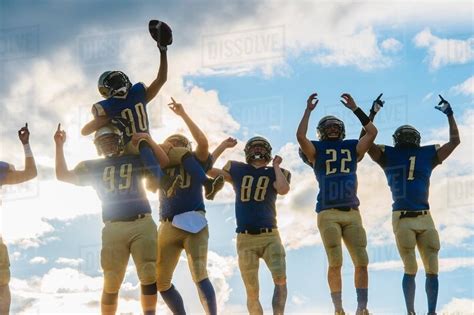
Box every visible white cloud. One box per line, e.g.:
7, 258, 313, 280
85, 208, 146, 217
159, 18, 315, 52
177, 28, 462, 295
313, 27, 392, 71
381, 38, 403, 53
422, 92, 434, 103
413, 28, 474, 70
451, 76, 474, 96
55, 257, 85, 267
29, 256, 48, 265
440, 298, 474, 314
370, 257, 474, 273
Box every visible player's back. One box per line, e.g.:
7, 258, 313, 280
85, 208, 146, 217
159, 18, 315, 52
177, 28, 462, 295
312, 139, 360, 212
381, 144, 439, 211
93, 83, 150, 143
74, 154, 151, 222
225, 161, 290, 232
159, 153, 213, 219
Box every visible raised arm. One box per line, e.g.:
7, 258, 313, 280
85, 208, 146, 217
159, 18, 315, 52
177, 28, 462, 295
211, 137, 237, 163
272, 155, 290, 195
359, 93, 384, 163
146, 20, 172, 103
296, 93, 318, 165
168, 98, 209, 161
341, 93, 378, 161
81, 115, 109, 136
131, 133, 170, 167
2, 124, 37, 185
145, 50, 168, 104
207, 167, 232, 183
434, 95, 460, 162
54, 124, 79, 184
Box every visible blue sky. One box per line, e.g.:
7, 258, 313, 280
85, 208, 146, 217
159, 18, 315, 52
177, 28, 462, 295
0, 0, 473, 314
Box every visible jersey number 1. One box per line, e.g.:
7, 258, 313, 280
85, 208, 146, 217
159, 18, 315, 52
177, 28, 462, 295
407, 156, 416, 180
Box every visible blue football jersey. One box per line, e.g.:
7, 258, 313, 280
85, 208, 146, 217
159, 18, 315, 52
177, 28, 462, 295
0, 161, 10, 184
379, 144, 440, 211
92, 83, 150, 144
159, 153, 213, 220
224, 161, 291, 232
311, 139, 360, 212
73, 154, 152, 222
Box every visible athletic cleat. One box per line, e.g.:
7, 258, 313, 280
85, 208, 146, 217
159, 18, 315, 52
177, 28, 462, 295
160, 174, 183, 198
355, 309, 370, 315
204, 175, 224, 200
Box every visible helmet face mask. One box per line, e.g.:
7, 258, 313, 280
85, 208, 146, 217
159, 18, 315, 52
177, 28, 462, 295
98, 71, 132, 99
94, 126, 124, 157
244, 137, 272, 164
165, 134, 192, 151
317, 116, 345, 141
393, 125, 421, 147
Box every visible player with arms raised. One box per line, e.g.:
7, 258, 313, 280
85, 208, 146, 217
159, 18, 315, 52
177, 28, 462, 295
55, 123, 167, 315
209, 136, 291, 315
296, 92, 377, 315
364, 94, 460, 315
133, 99, 224, 315
0, 124, 37, 315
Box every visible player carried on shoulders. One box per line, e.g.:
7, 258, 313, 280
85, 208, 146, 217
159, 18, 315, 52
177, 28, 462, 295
80, 20, 183, 198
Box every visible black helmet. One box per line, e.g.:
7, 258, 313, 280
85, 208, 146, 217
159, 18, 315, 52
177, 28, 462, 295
244, 136, 272, 163
98, 71, 132, 98
317, 115, 345, 140
393, 125, 421, 147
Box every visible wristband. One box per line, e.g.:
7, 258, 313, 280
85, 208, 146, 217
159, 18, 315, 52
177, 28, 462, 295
23, 143, 33, 158
353, 107, 371, 126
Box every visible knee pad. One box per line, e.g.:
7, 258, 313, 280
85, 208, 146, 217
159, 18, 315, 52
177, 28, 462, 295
157, 276, 173, 292
102, 292, 118, 305
325, 245, 343, 267
353, 248, 369, 267
423, 230, 440, 274
141, 283, 157, 295
138, 261, 157, 285
103, 271, 122, 294
272, 275, 287, 285
321, 226, 343, 267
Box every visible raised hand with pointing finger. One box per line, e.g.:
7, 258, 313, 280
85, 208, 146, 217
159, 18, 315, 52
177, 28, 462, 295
54, 123, 67, 146
435, 94, 453, 116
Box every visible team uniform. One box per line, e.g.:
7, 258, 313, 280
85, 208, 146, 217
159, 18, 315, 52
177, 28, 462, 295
0, 161, 12, 286
376, 144, 441, 275
156, 153, 213, 292
223, 160, 291, 308
92, 82, 192, 168
72, 155, 157, 294
308, 139, 368, 268
92, 82, 151, 154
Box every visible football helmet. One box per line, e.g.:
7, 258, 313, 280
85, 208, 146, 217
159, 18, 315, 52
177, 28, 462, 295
94, 125, 124, 157
244, 136, 272, 163
98, 71, 132, 99
317, 115, 345, 140
165, 134, 192, 151
393, 125, 421, 147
